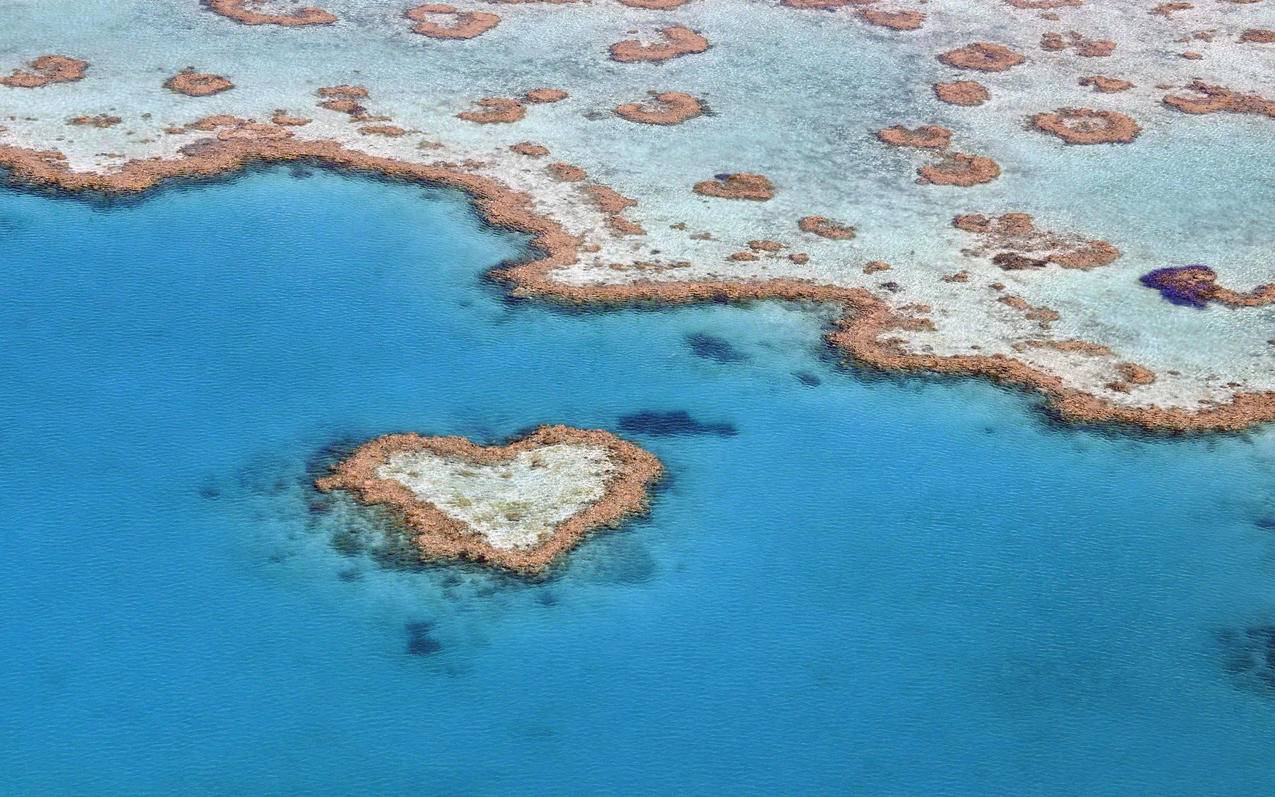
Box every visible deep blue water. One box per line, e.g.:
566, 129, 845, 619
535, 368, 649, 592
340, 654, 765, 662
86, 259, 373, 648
2, 167, 1274, 795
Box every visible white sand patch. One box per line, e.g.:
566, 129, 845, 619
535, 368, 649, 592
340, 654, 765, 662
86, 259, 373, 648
375, 443, 616, 550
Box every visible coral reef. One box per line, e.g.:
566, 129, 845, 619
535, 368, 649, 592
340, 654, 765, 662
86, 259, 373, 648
937, 42, 1026, 72
164, 69, 234, 97
609, 26, 709, 63
917, 153, 1001, 186
1140, 266, 1275, 308
954, 213, 1120, 269
0, 55, 87, 88
933, 81, 989, 106
1031, 108, 1141, 144
67, 115, 122, 128
405, 4, 501, 39
798, 216, 856, 240
615, 92, 704, 125
1080, 75, 1133, 93
204, 0, 337, 26
693, 173, 775, 200
315, 425, 663, 574
1040, 31, 1116, 57
859, 9, 925, 30
457, 97, 526, 123
876, 124, 952, 148
1162, 81, 1275, 117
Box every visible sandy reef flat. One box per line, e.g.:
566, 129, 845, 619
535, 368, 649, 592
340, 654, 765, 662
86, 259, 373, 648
316, 426, 663, 573
2, 0, 1275, 429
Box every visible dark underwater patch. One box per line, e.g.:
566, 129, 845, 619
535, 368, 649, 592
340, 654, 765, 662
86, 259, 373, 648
536, 590, 559, 607
793, 370, 821, 386
1216, 626, 1275, 694
405, 621, 443, 656
1253, 517, 1275, 531
577, 534, 659, 586
617, 410, 737, 437
686, 332, 748, 363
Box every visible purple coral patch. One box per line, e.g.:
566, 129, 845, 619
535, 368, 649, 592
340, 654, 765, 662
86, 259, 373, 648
1140, 265, 1217, 308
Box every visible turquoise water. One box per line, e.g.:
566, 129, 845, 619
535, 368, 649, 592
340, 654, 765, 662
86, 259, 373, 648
2, 167, 1275, 795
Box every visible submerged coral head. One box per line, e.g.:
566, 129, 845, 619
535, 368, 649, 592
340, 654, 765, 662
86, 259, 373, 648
1140, 265, 1218, 308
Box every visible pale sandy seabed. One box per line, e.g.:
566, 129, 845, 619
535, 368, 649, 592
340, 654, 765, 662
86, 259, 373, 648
3, 0, 1275, 425
376, 442, 614, 551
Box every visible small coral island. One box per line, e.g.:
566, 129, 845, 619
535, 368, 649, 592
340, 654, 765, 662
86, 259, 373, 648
316, 425, 663, 573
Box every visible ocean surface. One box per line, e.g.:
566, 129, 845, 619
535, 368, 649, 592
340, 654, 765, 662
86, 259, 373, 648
2, 167, 1274, 795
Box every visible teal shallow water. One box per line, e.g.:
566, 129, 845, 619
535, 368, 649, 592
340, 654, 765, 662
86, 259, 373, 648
1, 168, 1274, 795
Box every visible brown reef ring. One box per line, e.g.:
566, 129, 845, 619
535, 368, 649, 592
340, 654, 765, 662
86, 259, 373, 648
616, 92, 704, 125
0, 137, 1272, 433
315, 426, 663, 574
204, 0, 337, 26
609, 26, 709, 63
1031, 108, 1141, 144
164, 69, 235, 97
405, 4, 500, 39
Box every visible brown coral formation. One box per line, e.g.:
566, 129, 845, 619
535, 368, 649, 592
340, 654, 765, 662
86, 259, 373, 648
933, 81, 989, 106
405, 4, 501, 39
937, 42, 1026, 72
585, 184, 645, 235
314, 85, 372, 118
781, 0, 875, 7
1116, 362, 1157, 385
1142, 265, 1275, 308
547, 162, 587, 182
181, 116, 295, 142
798, 216, 856, 240
359, 124, 407, 136
917, 153, 1000, 186
1080, 75, 1133, 93
204, 0, 337, 26
1239, 29, 1275, 43
68, 115, 122, 128
1006, 0, 1082, 7
1040, 31, 1116, 57
615, 92, 704, 125
1031, 108, 1141, 144
164, 69, 234, 97
317, 84, 368, 99
457, 97, 526, 123
524, 88, 568, 104
271, 110, 311, 126
1, 55, 88, 88
1151, 2, 1193, 16
609, 26, 709, 63
1, 138, 1273, 433
954, 212, 1120, 270
510, 141, 549, 157
619, 0, 691, 7
693, 173, 775, 200
876, 124, 952, 149
1162, 81, 1275, 117
859, 9, 925, 30
999, 295, 1060, 328
316, 426, 663, 574
1013, 339, 1114, 356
